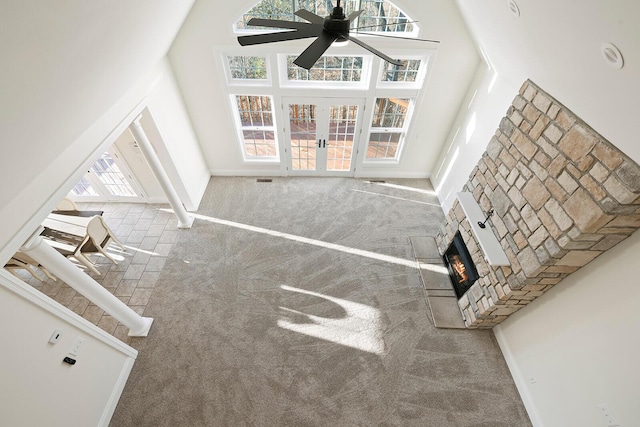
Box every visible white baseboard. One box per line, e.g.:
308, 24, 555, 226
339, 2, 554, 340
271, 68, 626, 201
210, 170, 431, 179
210, 169, 283, 177
493, 325, 543, 427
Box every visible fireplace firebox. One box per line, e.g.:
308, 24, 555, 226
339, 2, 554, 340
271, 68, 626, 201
443, 232, 479, 299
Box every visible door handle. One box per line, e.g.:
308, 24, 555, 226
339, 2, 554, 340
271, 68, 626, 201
323, 139, 326, 148
317, 139, 322, 148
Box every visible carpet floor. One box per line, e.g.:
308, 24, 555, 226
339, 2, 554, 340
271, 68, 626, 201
110, 177, 531, 427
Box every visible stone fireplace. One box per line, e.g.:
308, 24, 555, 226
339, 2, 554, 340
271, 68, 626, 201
435, 80, 640, 329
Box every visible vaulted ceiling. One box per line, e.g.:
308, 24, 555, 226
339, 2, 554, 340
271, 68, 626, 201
1, 0, 638, 202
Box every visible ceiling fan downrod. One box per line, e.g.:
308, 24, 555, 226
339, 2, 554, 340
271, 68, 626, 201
326, 0, 350, 41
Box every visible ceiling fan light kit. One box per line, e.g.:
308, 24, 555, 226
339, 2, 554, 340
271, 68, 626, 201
237, 0, 437, 70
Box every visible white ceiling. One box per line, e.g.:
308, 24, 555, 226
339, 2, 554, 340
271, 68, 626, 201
455, 0, 640, 164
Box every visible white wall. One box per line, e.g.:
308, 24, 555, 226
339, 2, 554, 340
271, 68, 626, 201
430, 62, 522, 212
0, 271, 136, 426
113, 129, 168, 203
168, 0, 480, 177
495, 230, 640, 427
144, 58, 210, 210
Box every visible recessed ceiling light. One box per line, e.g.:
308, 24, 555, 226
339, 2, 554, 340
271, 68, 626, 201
601, 42, 624, 69
508, 0, 520, 17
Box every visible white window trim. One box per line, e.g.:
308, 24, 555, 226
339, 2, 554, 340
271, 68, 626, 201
230, 94, 281, 163
376, 54, 430, 90
222, 53, 273, 87
362, 97, 415, 164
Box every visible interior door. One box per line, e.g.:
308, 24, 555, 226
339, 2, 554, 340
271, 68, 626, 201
284, 97, 364, 176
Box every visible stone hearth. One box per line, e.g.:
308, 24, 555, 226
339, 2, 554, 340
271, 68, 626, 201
436, 80, 640, 329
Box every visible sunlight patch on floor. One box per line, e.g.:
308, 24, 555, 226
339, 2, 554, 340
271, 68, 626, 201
277, 285, 385, 355
351, 188, 440, 207
188, 212, 421, 269
418, 262, 448, 275
364, 181, 437, 196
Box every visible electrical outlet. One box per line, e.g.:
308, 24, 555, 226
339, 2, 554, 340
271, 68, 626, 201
69, 337, 85, 357
597, 403, 619, 426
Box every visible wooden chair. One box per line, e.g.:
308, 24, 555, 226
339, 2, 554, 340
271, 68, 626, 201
55, 197, 78, 211
79, 215, 126, 264
46, 215, 125, 276
4, 252, 57, 282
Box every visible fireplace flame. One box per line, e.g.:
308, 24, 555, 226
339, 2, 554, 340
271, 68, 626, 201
451, 255, 468, 283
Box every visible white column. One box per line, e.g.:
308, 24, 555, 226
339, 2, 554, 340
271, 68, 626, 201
21, 228, 154, 337
129, 115, 194, 229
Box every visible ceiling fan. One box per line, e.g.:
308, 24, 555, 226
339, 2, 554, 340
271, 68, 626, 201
237, 0, 437, 70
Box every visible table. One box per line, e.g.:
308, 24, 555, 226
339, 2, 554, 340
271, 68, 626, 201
51, 210, 104, 217
42, 213, 92, 240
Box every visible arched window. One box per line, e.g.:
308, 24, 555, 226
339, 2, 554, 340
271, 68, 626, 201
236, 0, 417, 35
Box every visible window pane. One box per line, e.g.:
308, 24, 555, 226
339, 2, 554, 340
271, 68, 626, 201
235, 95, 277, 158
90, 152, 137, 197
366, 132, 401, 159
70, 176, 98, 197
227, 56, 268, 80
287, 56, 363, 82
371, 98, 409, 128
355, 0, 414, 32
380, 59, 421, 82
236, 95, 273, 127
243, 130, 277, 157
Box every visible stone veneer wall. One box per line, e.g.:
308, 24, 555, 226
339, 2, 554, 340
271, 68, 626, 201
436, 80, 640, 329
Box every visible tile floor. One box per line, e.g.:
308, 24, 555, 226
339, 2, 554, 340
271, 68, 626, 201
13, 202, 177, 346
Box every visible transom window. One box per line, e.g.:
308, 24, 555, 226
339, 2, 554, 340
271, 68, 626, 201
227, 56, 268, 80
236, 0, 417, 35
380, 59, 421, 83
286, 56, 363, 82
233, 95, 278, 159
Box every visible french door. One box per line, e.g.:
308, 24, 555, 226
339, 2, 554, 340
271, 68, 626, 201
68, 147, 147, 203
284, 97, 365, 176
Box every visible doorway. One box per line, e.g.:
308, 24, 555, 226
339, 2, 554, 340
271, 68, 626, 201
284, 98, 365, 176
68, 146, 147, 203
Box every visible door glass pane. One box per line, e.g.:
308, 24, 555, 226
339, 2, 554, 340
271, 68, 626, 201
327, 105, 358, 171
70, 175, 98, 197
91, 152, 137, 197
289, 104, 317, 170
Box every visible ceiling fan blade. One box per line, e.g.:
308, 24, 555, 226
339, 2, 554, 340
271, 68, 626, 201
247, 17, 315, 31
347, 10, 363, 21
344, 34, 403, 66
238, 28, 321, 46
293, 31, 340, 70
294, 9, 324, 24
353, 31, 440, 43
